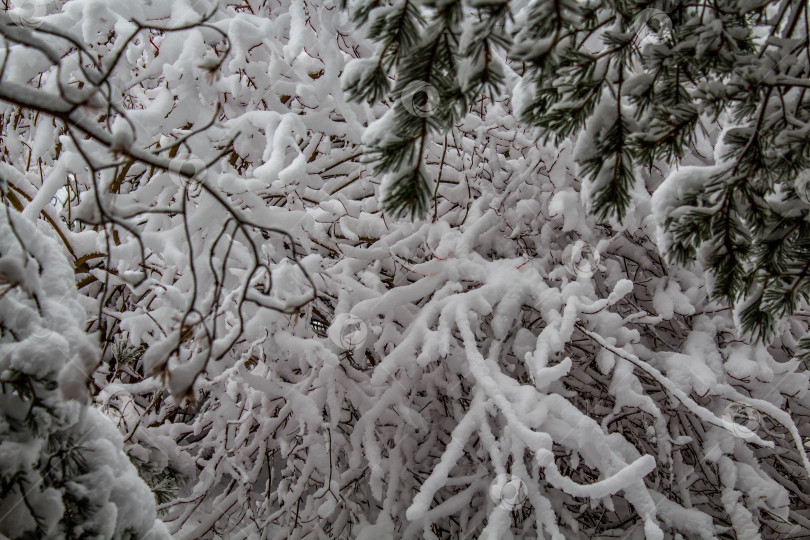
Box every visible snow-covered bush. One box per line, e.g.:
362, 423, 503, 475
140, 113, 810, 538
2, 0, 810, 538
0, 208, 168, 539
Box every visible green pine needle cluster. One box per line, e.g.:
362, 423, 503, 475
347, 0, 810, 351
345, 0, 510, 220
129, 452, 186, 507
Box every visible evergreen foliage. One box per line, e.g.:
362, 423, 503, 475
347, 0, 810, 344
0, 209, 168, 539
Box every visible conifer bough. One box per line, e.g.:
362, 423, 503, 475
345, 0, 810, 345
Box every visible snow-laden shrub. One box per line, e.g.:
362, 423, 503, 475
131, 119, 810, 538
0, 208, 169, 539
1, 0, 810, 537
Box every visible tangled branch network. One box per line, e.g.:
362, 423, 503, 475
0, 0, 809, 539
0, 2, 317, 399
